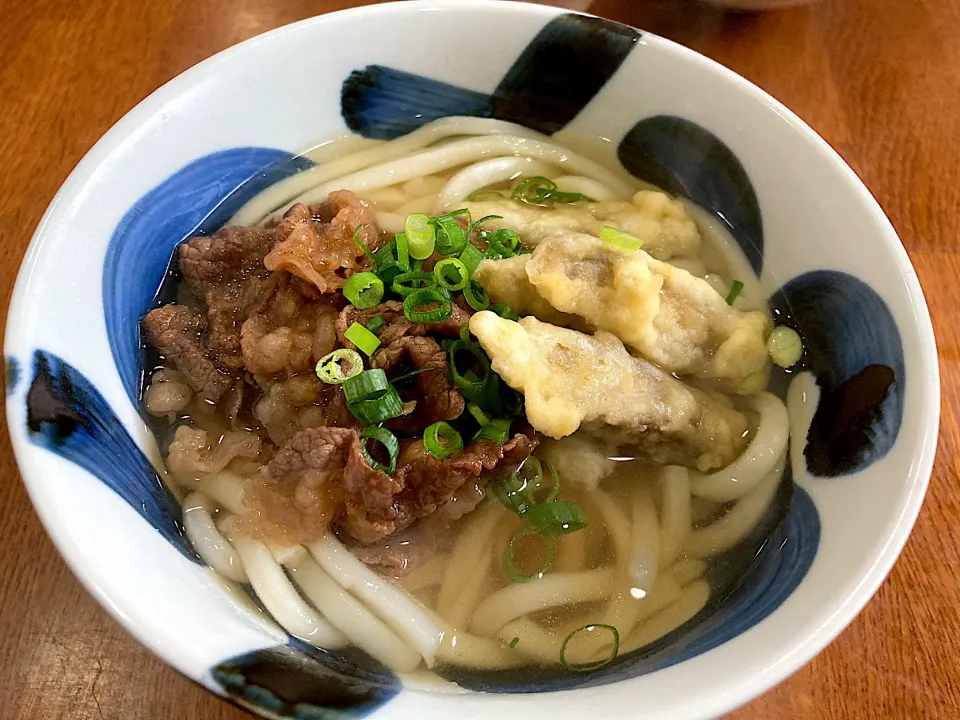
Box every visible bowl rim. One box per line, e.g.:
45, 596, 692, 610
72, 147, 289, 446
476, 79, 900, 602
4, 1, 940, 718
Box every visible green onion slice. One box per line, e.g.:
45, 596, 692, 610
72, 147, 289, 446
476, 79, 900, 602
434, 257, 469, 291
405, 214, 436, 260
458, 244, 484, 276
539, 458, 561, 503
348, 388, 404, 425
403, 287, 454, 323
344, 322, 381, 356
423, 421, 464, 459
467, 402, 491, 427
560, 624, 619, 672
502, 525, 556, 583
525, 501, 588, 536
359, 426, 399, 474
491, 302, 520, 322
466, 189, 504, 202
509, 637, 520, 649
447, 340, 490, 401
767, 326, 803, 368
512, 176, 591, 206
490, 471, 532, 516
463, 279, 491, 311
470, 214, 503, 232
342, 368, 390, 404
599, 226, 644, 252
372, 238, 410, 284
478, 417, 512, 444
391, 271, 437, 297
343, 272, 385, 310
365, 315, 387, 335
433, 214, 468, 256
353, 225, 375, 261
394, 232, 410, 269
725, 280, 744, 306
315, 349, 364, 385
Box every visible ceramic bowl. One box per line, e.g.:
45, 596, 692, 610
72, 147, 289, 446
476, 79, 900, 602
3, 1, 938, 718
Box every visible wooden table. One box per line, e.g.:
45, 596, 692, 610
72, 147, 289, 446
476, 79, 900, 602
1, 0, 958, 717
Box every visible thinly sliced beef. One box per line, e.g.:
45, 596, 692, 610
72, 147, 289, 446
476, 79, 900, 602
241, 273, 339, 376
246, 426, 538, 546
264, 193, 384, 293
371, 336, 464, 433
179, 224, 279, 371
141, 304, 232, 402
336, 301, 472, 349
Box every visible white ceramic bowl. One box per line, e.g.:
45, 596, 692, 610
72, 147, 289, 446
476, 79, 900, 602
3, 2, 938, 719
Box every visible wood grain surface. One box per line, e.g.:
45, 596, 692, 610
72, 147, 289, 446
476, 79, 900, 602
1, 0, 958, 718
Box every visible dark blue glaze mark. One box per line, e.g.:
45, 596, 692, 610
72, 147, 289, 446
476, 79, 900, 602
212, 639, 400, 720
103, 148, 315, 405
491, 14, 640, 134
438, 478, 818, 692
618, 116, 764, 274
24, 350, 198, 561
4, 357, 18, 396
342, 66, 492, 141
771, 270, 904, 476
341, 14, 640, 139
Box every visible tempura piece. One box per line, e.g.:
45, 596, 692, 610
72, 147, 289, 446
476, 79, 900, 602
462, 189, 701, 260
469, 313, 747, 472
477, 233, 772, 389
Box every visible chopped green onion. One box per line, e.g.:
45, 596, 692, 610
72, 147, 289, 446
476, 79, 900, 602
359, 427, 399, 474
539, 458, 561, 503
343, 272, 385, 310
372, 238, 410, 284
315, 349, 364, 385
502, 525, 556, 583
424, 421, 463, 459
394, 232, 410, 269
391, 271, 437, 297
434, 257, 469, 291
509, 637, 520, 649
463, 279, 491, 311
348, 389, 404, 425
470, 214, 503, 232
403, 288, 454, 323
458, 244, 484, 275
365, 315, 386, 335
516, 456, 543, 499
467, 402, 490, 427
433, 214, 468, 256
491, 302, 520, 322
767, 326, 803, 368
344, 322, 381, 356
490, 472, 533, 516
343, 369, 390, 403
484, 229, 521, 259
405, 214, 436, 260
447, 340, 490, 402
725, 280, 744, 306
560, 624, 619, 672
513, 176, 590, 206
478, 417, 512, 444
466, 189, 504, 202
599, 226, 643, 252
525, 501, 588, 536
353, 225, 375, 261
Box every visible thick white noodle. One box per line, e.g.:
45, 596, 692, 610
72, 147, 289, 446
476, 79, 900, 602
628, 485, 660, 595
787, 371, 820, 478
443, 541, 495, 630
437, 503, 503, 617
230, 537, 347, 648
286, 553, 422, 673
552, 175, 623, 202
658, 466, 692, 567
231, 117, 544, 226
434, 157, 555, 211
669, 557, 707, 587
308, 534, 443, 667
685, 450, 785, 558
182, 492, 247, 582
425, 609, 527, 670
395, 194, 439, 217
690, 392, 789, 503
374, 211, 406, 235
400, 555, 448, 593
280, 135, 637, 214
618, 580, 710, 655
197, 471, 246, 515
470, 569, 615, 637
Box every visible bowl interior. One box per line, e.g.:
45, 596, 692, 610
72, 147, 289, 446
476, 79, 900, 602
3, 2, 937, 719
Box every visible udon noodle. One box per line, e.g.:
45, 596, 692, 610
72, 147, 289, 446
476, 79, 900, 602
141, 117, 805, 679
